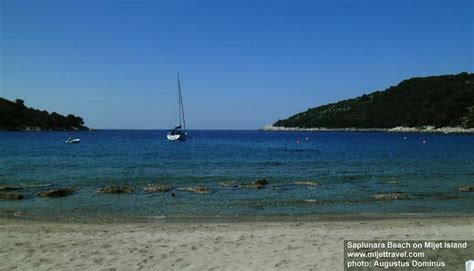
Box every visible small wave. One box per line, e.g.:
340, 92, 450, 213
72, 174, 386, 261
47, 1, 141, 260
340, 174, 372, 182
19, 183, 53, 188
255, 162, 285, 166
413, 192, 463, 200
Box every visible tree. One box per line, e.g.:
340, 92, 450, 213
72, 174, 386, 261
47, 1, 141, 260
15, 99, 25, 107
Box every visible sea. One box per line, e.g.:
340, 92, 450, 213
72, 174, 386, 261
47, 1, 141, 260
0, 130, 473, 221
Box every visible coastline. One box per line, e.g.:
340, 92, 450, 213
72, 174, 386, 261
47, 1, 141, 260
2, 212, 471, 224
260, 124, 474, 134
1, 215, 472, 270
0, 127, 91, 132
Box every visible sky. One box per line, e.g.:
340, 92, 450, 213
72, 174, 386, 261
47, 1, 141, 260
0, 0, 472, 129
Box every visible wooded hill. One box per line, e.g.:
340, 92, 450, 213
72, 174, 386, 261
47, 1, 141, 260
0, 98, 89, 131
274, 72, 474, 129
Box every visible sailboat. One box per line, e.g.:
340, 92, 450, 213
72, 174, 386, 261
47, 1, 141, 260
167, 73, 187, 141
65, 137, 80, 144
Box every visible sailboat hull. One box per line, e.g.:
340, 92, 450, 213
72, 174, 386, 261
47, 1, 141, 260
167, 133, 186, 141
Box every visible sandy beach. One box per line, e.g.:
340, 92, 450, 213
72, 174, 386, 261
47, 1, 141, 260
0, 216, 472, 270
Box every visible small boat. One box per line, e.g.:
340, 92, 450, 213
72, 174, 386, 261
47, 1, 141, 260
167, 73, 187, 141
65, 138, 80, 144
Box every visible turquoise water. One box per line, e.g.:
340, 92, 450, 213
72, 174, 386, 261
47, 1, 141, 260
0, 130, 473, 221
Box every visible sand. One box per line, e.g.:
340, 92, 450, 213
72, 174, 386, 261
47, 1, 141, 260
0, 216, 473, 270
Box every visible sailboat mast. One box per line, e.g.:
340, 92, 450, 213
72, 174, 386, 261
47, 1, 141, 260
177, 73, 182, 127
177, 73, 186, 130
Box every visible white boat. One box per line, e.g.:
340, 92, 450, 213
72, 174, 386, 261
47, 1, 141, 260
65, 138, 80, 144
167, 73, 187, 141
167, 132, 185, 141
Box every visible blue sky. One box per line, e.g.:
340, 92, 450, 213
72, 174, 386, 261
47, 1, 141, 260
1, 0, 472, 129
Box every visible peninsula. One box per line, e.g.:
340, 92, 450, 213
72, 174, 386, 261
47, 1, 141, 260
0, 98, 89, 131
264, 72, 474, 133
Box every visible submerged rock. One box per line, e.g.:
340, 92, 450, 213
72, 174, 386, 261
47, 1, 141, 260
458, 185, 474, 192
293, 181, 320, 187
371, 192, 409, 200
219, 181, 240, 188
254, 179, 269, 186
429, 193, 461, 200
0, 185, 22, 191
178, 186, 211, 194
239, 183, 265, 189
239, 179, 269, 189
38, 188, 74, 198
144, 184, 170, 193
21, 183, 53, 189
97, 186, 134, 194
0, 192, 24, 200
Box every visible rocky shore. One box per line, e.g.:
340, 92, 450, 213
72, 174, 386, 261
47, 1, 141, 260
260, 124, 474, 134
2, 181, 472, 209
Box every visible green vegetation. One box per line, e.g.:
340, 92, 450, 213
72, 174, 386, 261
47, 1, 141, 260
0, 98, 89, 131
274, 72, 474, 129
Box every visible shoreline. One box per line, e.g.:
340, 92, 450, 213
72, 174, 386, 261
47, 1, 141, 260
260, 125, 474, 134
1, 215, 473, 270
1, 212, 472, 225
0, 128, 92, 132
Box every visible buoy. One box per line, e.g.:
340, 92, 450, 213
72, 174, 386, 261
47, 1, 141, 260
403, 136, 407, 140
296, 140, 300, 144
305, 137, 309, 140
422, 139, 427, 144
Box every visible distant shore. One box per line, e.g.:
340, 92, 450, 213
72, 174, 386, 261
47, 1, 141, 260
261, 124, 474, 134
0, 127, 96, 132
0, 216, 472, 270
0, 127, 91, 132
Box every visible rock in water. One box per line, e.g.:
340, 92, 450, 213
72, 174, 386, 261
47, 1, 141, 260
0, 185, 22, 191
97, 186, 134, 194
254, 179, 269, 186
178, 186, 211, 194
239, 183, 265, 189
219, 181, 240, 188
0, 192, 24, 200
458, 185, 474, 192
371, 192, 409, 200
240, 179, 269, 189
38, 188, 74, 197
144, 184, 170, 193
